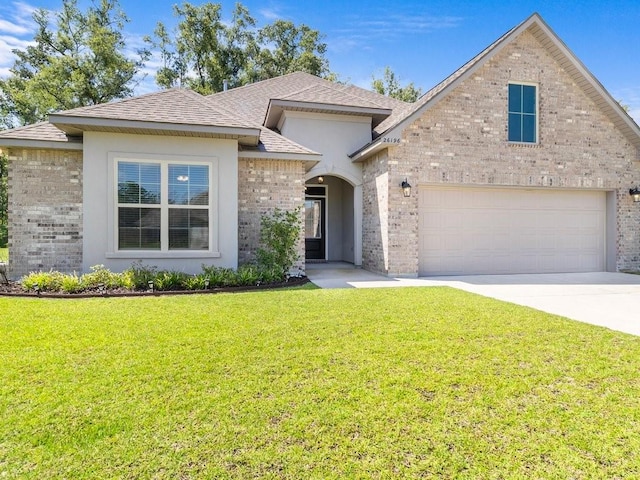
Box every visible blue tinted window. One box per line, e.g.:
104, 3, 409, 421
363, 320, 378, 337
508, 84, 537, 143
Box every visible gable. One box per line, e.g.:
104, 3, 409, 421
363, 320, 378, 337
352, 13, 640, 161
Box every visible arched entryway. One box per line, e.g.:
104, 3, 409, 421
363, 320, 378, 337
305, 175, 358, 264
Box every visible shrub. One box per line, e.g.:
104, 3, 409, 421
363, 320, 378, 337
81, 264, 130, 290
0, 224, 7, 248
124, 262, 158, 290
60, 273, 82, 294
237, 264, 260, 286
21, 271, 65, 292
256, 208, 302, 278
183, 274, 208, 290
153, 270, 189, 291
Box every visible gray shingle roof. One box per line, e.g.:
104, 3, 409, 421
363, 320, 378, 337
240, 127, 320, 157
0, 122, 71, 142
53, 88, 255, 129
208, 72, 408, 126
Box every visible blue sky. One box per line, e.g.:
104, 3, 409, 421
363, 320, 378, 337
0, 0, 639, 122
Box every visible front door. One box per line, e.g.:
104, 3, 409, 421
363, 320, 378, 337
305, 188, 326, 260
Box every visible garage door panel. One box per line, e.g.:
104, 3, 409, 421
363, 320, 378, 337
419, 187, 606, 275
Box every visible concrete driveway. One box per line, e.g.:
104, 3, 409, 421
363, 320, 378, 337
307, 264, 640, 336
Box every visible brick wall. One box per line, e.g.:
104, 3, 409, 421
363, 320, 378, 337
7, 148, 83, 279
362, 150, 390, 273
370, 29, 640, 275
237, 158, 306, 273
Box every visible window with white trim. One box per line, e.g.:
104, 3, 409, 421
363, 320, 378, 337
116, 159, 211, 251
508, 83, 537, 143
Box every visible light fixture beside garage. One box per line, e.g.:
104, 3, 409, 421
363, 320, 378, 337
401, 179, 412, 197
630, 187, 640, 202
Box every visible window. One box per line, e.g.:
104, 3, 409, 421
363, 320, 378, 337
508, 83, 537, 143
116, 159, 211, 251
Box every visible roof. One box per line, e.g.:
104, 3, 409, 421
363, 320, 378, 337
0, 73, 402, 156
353, 12, 640, 160
0, 122, 82, 150
49, 88, 261, 144
208, 71, 407, 127
239, 127, 321, 165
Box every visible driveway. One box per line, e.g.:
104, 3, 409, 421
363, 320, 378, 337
306, 265, 640, 336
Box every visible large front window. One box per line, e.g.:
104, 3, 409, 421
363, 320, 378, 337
116, 160, 210, 251
508, 83, 537, 143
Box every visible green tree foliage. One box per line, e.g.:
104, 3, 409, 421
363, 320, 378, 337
254, 20, 329, 82
146, 2, 331, 94
0, 0, 149, 128
372, 66, 423, 103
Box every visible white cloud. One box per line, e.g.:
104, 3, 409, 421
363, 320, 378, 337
259, 8, 282, 21
0, 18, 31, 35
328, 12, 463, 55
0, 1, 40, 76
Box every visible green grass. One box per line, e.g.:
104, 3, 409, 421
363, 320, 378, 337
0, 247, 7, 261
1, 287, 640, 478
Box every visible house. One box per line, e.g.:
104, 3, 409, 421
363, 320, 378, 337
1, 13, 639, 280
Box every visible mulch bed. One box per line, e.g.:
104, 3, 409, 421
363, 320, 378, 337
0, 276, 310, 299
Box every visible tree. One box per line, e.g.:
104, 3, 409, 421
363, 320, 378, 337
146, 2, 331, 93
372, 66, 423, 103
0, 0, 149, 128
253, 20, 329, 82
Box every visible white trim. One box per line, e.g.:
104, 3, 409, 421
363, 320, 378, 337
238, 150, 321, 163
0, 139, 83, 150
49, 115, 261, 141
106, 152, 220, 258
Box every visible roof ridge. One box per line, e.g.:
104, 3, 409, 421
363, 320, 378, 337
207, 71, 321, 98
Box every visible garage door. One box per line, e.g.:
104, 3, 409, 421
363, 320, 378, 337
419, 187, 606, 275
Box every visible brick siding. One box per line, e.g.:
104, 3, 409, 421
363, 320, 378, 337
364, 29, 640, 275
7, 148, 83, 279
238, 158, 306, 273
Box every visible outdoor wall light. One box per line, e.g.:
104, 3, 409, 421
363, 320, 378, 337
630, 187, 640, 202
401, 179, 412, 197
317, 176, 324, 184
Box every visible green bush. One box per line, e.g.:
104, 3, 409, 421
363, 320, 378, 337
17, 259, 296, 294
256, 208, 302, 279
0, 224, 7, 248
60, 273, 82, 294
22, 271, 65, 292
124, 262, 158, 290
81, 264, 131, 290
153, 270, 189, 291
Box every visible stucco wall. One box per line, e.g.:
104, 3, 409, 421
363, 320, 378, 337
375, 29, 640, 276
7, 148, 83, 279
83, 132, 238, 274
280, 111, 367, 266
238, 158, 305, 274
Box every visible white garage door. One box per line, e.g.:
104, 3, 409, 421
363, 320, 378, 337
419, 187, 606, 276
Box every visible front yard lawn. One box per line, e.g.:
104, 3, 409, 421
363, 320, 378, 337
2, 287, 639, 478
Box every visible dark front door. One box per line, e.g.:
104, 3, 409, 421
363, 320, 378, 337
305, 196, 325, 260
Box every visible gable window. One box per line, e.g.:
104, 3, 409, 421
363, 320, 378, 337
116, 159, 212, 252
508, 83, 537, 143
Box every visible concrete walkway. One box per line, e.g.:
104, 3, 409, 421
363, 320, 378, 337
306, 263, 640, 336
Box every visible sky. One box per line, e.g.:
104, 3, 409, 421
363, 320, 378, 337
0, 0, 639, 123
